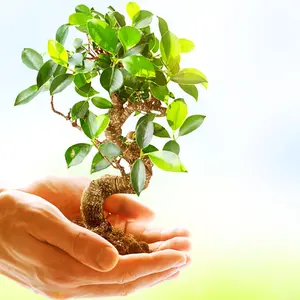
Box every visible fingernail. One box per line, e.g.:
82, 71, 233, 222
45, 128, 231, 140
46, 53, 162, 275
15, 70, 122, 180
173, 256, 187, 267
97, 246, 119, 271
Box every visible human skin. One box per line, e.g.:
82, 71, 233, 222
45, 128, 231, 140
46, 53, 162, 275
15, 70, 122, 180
0, 177, 191, 299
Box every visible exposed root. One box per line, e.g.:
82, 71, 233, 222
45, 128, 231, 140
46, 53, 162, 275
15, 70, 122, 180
78, 170, 152, 255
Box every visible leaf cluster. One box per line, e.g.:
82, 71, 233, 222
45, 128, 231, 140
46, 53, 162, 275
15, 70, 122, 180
15, 2, 208, 196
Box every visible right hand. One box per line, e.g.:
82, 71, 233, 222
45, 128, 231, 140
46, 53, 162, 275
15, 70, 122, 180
0, 189, 187, 299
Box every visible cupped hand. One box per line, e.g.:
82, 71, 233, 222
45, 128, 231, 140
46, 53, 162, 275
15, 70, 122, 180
0, 177, 191, 299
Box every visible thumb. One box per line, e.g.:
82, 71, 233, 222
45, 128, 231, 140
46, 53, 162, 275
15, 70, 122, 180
43, 219, 119, 272
18, 191, 119, 272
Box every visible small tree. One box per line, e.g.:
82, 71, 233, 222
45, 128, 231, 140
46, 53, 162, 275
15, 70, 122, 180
15, 2, 208, 255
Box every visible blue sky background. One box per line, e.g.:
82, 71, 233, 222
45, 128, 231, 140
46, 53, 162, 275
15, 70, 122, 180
0, 0, 300, 299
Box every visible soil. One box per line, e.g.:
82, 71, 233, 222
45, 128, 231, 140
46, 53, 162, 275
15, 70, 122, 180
73, 217, 150, 255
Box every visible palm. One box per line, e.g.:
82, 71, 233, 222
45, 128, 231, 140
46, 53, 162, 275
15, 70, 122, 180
21, 176, 191, 252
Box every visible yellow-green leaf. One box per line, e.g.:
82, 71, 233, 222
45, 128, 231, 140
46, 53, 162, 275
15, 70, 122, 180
126, 2, 140, 19
118, 26, 141, 52
167, 99, 188, 131
179, 38, 195, 53
171, 68, 208, 88
148, 151, 187, 172
69, 13, 92, 25
123, 55, 156, 78
48, 40, 68, 67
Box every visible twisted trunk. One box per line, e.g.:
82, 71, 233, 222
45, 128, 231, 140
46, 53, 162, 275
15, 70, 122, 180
71, 93, 165, 254
79, 161, 152, 255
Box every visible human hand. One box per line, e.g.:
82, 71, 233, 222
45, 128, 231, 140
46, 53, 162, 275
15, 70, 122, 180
21, 176, 191, 255
0, 178, 190, 299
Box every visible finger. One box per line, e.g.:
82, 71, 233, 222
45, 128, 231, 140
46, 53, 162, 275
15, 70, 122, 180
100, 249, 186, 284
149, 237, 192, 267
123, 224, 191, 243
72, 267, 181, 298
149, 237, 192, 253
15, 191, 119, 272
150, 270, 180, 287
104, 194, 155, 221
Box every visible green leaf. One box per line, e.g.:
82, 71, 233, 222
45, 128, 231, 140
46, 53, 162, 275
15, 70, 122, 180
163, 140, 180, 155
69, 13, 92, 25
150, 84, 169, 102
97, 53, 111, 68
118, 26, 141, 52
179, 115, 206, 137
75, 4, 91, 14
75, 60, 95, 73
37, 60, 57, 88
48, 40, 68, 67
148, 151, 187, 172
14, 85, 38, 106
91, 152, 111, 174
80, 112, 110, 139
65, 143, 92, 168
157, 17, 169, 37
100, 67, 124, 94
167, 99, 188, 131
136, 113, 156, 129
153, 123, 170, 138
50, 74, 74, 95
152, 37, 160, 53
108, 5, 116, 12
74, 73, 88, 88
71, 101, 89, 120
56, 24, 69, 45
136, 118, 154, 149
142, 144, 158, 154
69, 53, 84, 66
123, 55, 155, 78
179, 84, 198, 101
133, 10, 153, 29
130, 159, 146, 196
100, 142, 122, 157
160, 32, 180, 74
171, 68, 208, 88
21, 48, 43, 71
73, 38, 83, 49
121, 44, 146, 58
53, 65, 67, 77
151, 70, 168, 86
87, 19, 118, 54
105, 12, 117, 27
179, 38, 195, 53
112, 12, 126, 27
75, 84, 99, 98
126, 2, 140, 19
120, 69, 138, 89
92, 97, 113, 109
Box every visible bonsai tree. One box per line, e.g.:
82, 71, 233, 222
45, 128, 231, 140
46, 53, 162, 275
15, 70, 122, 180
15, 2, 208, 255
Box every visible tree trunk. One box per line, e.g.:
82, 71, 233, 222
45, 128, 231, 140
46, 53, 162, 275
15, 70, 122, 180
77, 173, 151, 255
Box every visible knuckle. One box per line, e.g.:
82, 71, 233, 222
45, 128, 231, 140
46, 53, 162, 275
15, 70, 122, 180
72, 230, 86, 256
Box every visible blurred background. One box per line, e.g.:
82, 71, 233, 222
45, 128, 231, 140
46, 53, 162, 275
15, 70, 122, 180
1, 0, 300, 299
